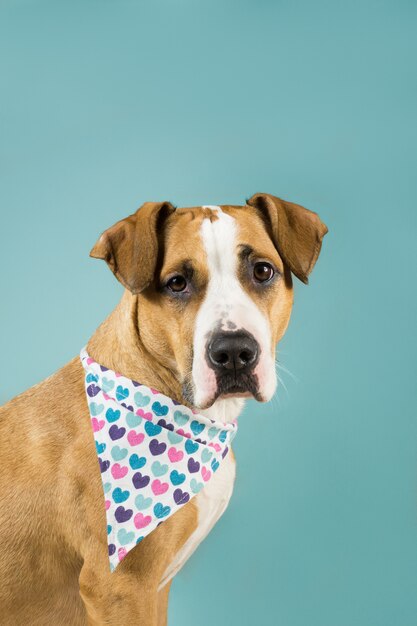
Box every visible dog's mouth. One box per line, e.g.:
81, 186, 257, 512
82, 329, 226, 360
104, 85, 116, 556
215, 372, 261, 402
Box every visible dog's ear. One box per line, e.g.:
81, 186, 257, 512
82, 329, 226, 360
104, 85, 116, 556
90, 201, 176, 294
246, 192, 328, 284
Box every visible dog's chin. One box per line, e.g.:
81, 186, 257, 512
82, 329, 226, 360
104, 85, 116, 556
193, 374, 264, 410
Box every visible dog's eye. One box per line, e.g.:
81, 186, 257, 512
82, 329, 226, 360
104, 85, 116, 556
253, 262, 274, 283
167, 275, 187, 292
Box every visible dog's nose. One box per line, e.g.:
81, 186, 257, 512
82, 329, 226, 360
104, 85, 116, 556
207, 331, 259, 372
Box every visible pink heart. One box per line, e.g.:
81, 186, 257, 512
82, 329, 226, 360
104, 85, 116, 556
177, 429, 190, 439
127, 430, 144, 446
168, 447, 184, 463
201, 466, 211, 482
118, 547, 127, 561
134, 512, 152, 529
86, 358, 95, 365
151, 479, 169, 496
105, 499, 111, 510
150, 388, 159, 395
92, 418, 105, 432
103, 392, 111, 401
136, 408, 153, 421
111, 463, 128, 479
209, 442, 221, 452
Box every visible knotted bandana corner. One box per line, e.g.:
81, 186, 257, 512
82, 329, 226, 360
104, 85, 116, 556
80, 348, 238, 571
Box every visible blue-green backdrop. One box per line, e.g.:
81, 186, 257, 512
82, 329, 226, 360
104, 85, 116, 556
1, 1, 416, 625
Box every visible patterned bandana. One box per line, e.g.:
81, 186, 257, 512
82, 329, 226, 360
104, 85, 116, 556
80, 348, 238, 571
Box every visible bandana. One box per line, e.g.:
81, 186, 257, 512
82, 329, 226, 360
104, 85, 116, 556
80, 348, 238, 571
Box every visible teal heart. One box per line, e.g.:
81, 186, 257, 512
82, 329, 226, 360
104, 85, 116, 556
86, 373, 98, 383
170, 470, 185, 486
134, 391, 150, 407
190, 420, 204, 436
135, 494, 152, 510
117, 528, 135, 546
129, 454, 146, 470
111, 445, 128, 461
190, 478, 203, 494
112, 487, 130, 503
95, 441, 106, 454
103, 482, 112, 494
145, 421, 162, 437
185, 439, 199, 455
219, 430, 227, 443
154, 503, 171, 519
168, 431, 182, 445
107, 524, 112, 535
174, 410, 189, 426
152, 401, 168, 417
116, 385, 129, 402
151, 461, 168, 477
126, 412, 142, 428
102, 377, 115, 393
106, 408, 120, 423
207, 427, 218, 440
211, 459, 220, 472
201, 448, 213, 463
90, 402, 104, 416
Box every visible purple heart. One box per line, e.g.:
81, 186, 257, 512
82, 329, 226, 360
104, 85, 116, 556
121, 402, 134, 412
100, 365, 109, 372
195, 438, 207, 445
173, 488, 190, 505
87, 384, 100, 397
222, 446, 229, 459
114, 506, 133, 523
108, 543, 116, 556
132, 472, 150, 489
187, 458, 200, 473
157, 418, 174, 432
109, 424, 126, 441
99, 458, 110, 473
149, 439, 167, 456
132, 380, 141, 387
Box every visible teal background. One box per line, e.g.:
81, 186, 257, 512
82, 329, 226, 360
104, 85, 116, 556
1, 1, 416, 624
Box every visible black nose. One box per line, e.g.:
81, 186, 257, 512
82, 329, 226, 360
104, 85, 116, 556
207, 331, 259, 373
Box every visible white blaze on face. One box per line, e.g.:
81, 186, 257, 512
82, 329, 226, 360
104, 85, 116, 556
191, 207, 277, 408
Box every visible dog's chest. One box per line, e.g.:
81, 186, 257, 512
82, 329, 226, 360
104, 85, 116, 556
158, 451, 236, 589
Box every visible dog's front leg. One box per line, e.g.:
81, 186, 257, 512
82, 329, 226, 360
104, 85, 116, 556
79, 558, 160, 626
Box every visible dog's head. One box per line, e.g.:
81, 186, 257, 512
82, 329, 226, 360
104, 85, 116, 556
91, 194, 327, 409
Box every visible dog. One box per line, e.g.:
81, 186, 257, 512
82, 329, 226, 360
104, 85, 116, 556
0, 193, 327, 625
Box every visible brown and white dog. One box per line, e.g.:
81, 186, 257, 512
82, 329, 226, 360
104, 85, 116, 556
0, 193, 327, 625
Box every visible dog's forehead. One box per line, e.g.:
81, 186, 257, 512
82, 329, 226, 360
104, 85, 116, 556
162, 204, 274, 252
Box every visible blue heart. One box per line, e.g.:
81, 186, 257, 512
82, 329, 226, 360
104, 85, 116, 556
152, 401, 169, 417
86, 373, 98, 383
170, 470, 185, 486
174, 410, 189, 426
190, 478, 203, 494
112, 487, 130, 503
168, 431, 182, 445
106, 408, 121, 423
129, 454, 147, 470
211, 459, 220, 472
117, 528, 135, 546
111, 445, 128, 461
107, 524, 112, 535
134, 391, 150, 407
185, 439, 199, 455
151, 461, 168, 477
126, 412, 142, 428
90, 402, 104, 416
95, 441, 106, 454
190, 420, 204, 436
145, 421, 162, 437
103, 482, 112, 494
116, 385, 129, 402
154, 503, 171, 519
135, 494, 152, 510
102, 377, 114, 393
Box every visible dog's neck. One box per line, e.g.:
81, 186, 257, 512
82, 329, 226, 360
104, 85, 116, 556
87, 291, 245, 424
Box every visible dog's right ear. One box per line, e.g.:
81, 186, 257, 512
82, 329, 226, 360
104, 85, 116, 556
90, 201, 176, 294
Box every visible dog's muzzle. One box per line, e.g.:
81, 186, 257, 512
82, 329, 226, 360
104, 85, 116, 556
206, 330, 260, 396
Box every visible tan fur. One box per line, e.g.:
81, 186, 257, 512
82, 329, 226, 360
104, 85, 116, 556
0, 197, 327, 625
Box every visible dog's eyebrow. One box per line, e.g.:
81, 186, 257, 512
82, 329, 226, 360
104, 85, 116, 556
238, 244, 253, 260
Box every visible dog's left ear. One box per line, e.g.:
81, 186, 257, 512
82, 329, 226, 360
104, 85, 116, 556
247, 192, 328, 284
90, 201, 176, 294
